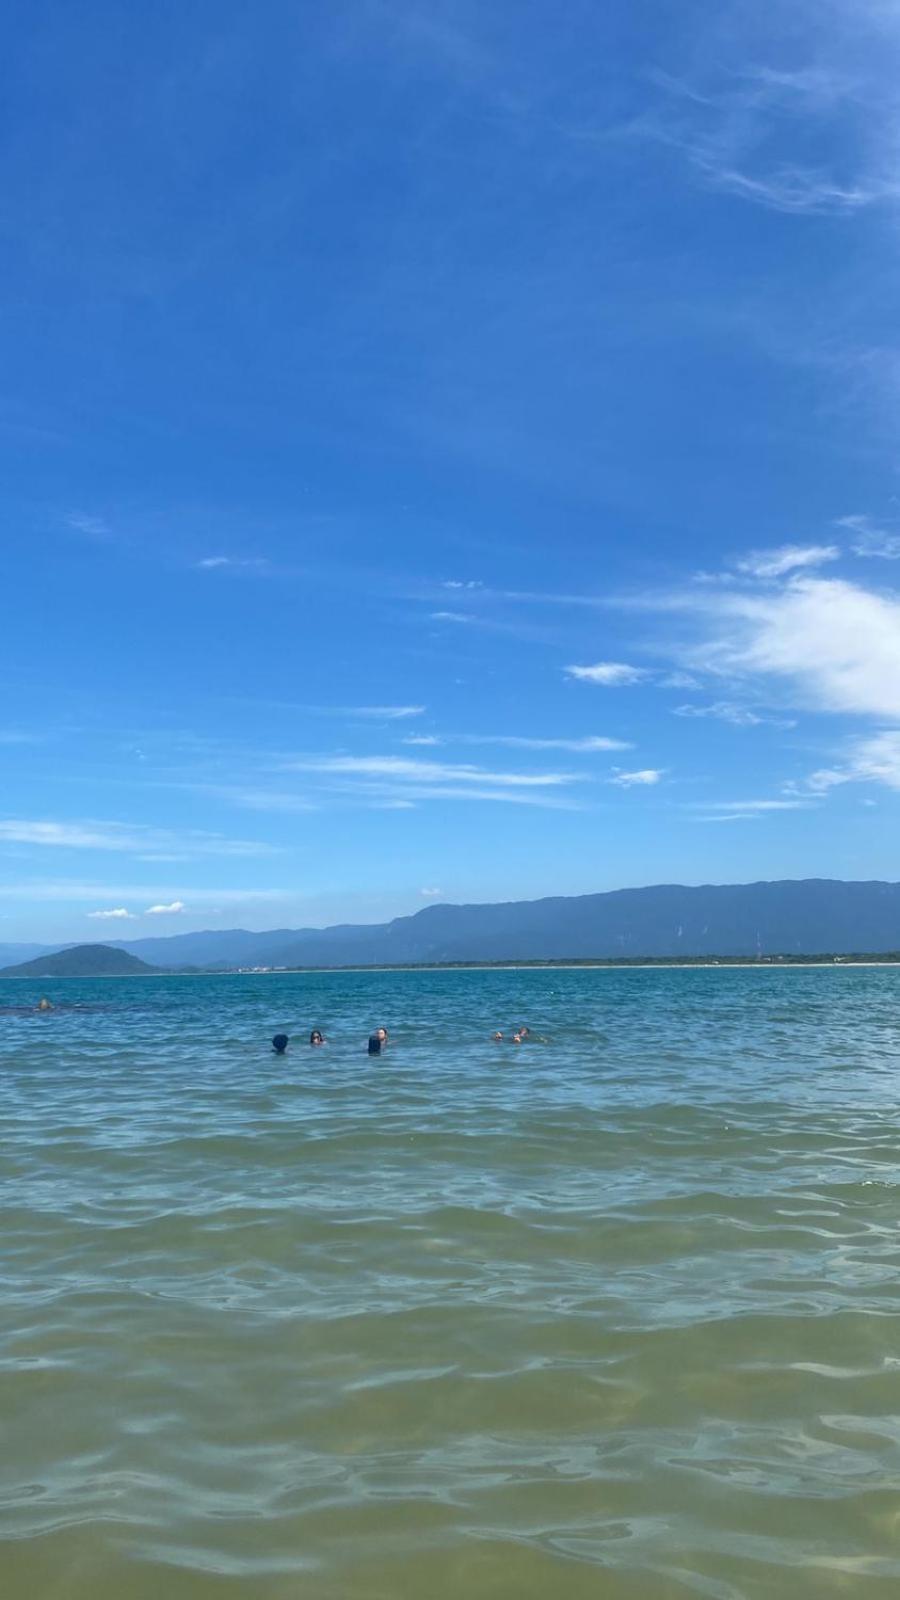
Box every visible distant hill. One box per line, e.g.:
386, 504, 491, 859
0, 942, 51, 968
88, 878, 900, 968
0, 943, 159, 978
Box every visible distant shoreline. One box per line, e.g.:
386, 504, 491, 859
4, 957, 900, 979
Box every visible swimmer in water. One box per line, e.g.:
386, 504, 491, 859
37, 997, 53, 1012
367, 1027, 389, 1056
309, 1029, 326, 1046
272, 1033, 289, 1055
492, 1031, 503, 1041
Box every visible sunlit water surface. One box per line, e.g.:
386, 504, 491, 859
2, 966, 900, 1599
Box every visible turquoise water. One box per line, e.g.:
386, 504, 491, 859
2, 966, 900, 1599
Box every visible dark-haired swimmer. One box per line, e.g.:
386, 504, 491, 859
310, 1029, 326, 1046
272, 1033, 289, 1054
367, 1027, 389, 1056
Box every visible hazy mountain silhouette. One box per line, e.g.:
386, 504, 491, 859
107, 879, 900, 966
6, 882, 900, 973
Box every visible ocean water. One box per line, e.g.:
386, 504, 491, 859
2, 966, 900, 1600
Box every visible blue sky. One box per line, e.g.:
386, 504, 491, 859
3, 0, 900, 941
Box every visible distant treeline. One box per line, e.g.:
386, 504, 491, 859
223, 952, 900, 973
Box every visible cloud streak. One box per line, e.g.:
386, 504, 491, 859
275, 752, 583, 809
0, 819, 276, 857
403, 733, 633, 752
837, 514, 900, 560
735, 543, 840, 579
610, 768, 663, 787
566, 661, 648, 686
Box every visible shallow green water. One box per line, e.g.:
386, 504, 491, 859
2, 966, 900, 1599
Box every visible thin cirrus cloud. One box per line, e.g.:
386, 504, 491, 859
648, 29, 900, 217
276, 753, 582, 809
610, 769, 663, 788
0, 882, 289, 905
689, 799, 817, 822
673, 701, 795, 729
67, 512, 112, 540
836, 514, 900, 560
342, 705, 425, 720
0, 819, 275, 857
195, 556, 270, 571
280, 755, 575, 788
734, 543, 840, 580
403, 733, 633, 752
805, 731, 900, 794
566, 662, 648, 686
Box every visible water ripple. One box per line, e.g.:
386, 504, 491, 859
2, 966, 900, 1598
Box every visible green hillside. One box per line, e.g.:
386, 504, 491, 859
0, 943, 159, 978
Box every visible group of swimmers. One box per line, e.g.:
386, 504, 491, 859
271, 1024, 536, 1055
272, 1026, 389, 1056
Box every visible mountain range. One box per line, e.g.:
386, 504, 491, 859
2, 879, 900, 972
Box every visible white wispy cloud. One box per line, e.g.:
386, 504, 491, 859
806, 731, 900, 793
275, 753, 581, 809
346, 705, 426, 720
610, 768, 663, 787
430, 610, 475, 623
735, 544, 840, 579
145, 901, 186, 915
196, 556, 270, 571
281, 754, 575, 788
420, 886, 442, 897
689, 798, 818, 822
628, 571, 900, 723
87, 907, 136, 920
442, 579, 482, 590
673, 701, 795, 728
0, 819, 276, 857
0, 882, 289, 904
67, 512, 111, 540
837, 513, 900, 560
658, 672, 701, 689
688, 576, 900, 720
648, 23, 900, 217
566, 661, 648, 686
403, 732, 633, 752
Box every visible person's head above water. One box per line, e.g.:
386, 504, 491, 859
309, 1029, 325, 1046
272, 1033, 289, 1054
37, 997, 53, 1012
367, 1027, 388, 1055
